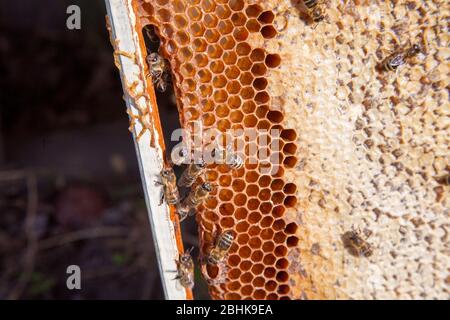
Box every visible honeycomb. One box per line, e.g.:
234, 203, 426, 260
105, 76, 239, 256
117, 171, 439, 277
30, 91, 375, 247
131, 0, 449, 299
135, 0, 299, 299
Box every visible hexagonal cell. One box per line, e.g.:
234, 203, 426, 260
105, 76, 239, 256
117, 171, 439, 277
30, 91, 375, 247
229, 268, 241, 280
226, 80, 241, 94
220, 216, 235, 228
227, 280, 241, 291
219, 202, 234, 216
218, 20, 233, 35
237, 233, 249, 245
187, 6, 202, 21
278, 285, 290, 295
225, 65, 240, 79
201, 0, 216, 13
259, 201, 273, 214
283, 156, 298, 168
239, 72, 254, 86
237, 56, 253, 71
219, 35, 236, 50
194, 53, 208, 67
229, 110, 244, 123
240, 101, 255, 115
228, 95, 242, 109
240, 86, 255, 100
253, 289, 266, 299
251, 62, 268, 76
247, 198, 260, 211
272, 219, 286, 232
261, 25, 277, 39
240, 260, 252, 271
174, 14, 188, 28
255, 91, 270, 104
274, 245, 288, 257
253, 77, 268, 91
284, 195, 297, 208
280, 129, 297, 141
265, 53, 281, 68
263, 267, 276, 278
244, 114, 258, 127
248, 224, 261, 237
205, 29, 221, 43
216, 5, 231, 19
274, 231, 287, 244
213, 89, 228, 103
223, 51, 238, 65
213, 75, 227, 88
245, 4, 263, 17
236, 42, 251, 56
219, 188, 234, 201
238, 245, 252, 259
246, 19, 261, 33
287, 236, 299, 247
248, 211, 262, 224
250, 250, 264, 262
231, 12, 246, 27
233, 27, 249, 41
235, 220, 250, 233
228, 254, 241, 267
229, 0, 245, 11
225, 293, 241, 299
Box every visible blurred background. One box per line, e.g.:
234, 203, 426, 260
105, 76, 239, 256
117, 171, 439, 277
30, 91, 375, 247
0, 0, 206, 299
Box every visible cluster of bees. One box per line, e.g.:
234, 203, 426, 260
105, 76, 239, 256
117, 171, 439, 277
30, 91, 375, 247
155, 146, 244, 289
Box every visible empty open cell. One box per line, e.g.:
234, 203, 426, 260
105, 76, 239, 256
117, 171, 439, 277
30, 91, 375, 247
264, 267, 276, 278
174, 14, 188, 28
235, 220, 250, 233
262, 241, 275, 252
253, 289, 266, 299
240, 260, 252, 271
253, 77, 268, 91
236, 42, 251, 56
198, 69, 212, 83
265, 53, 281, 68
213, 89, 228, 103
187, 6, 202, 21
231, 179, 245, 192
274, 245, 288, 257
220, 216, 235, 228
283, 156, 298, 168
286, 236, 299, 247
229, 268, 241, 280
201, 97, 214, 111
271, 191, 285, 205
244, 115, 258, 127
238, 246, 252, 259
205, 29, 221, 43
228, 95, 242, 109
258, 10, 275, 24
215, 104, 230, 118
278, 285, 290, 295
248, 211, 262, 224
217, 20, 233, 35
272, 219, 286, 231
174, 31, 190, 46
223, 51, 238, 65
245, 4, 263, 17
284, 195, 297, 207
260, 230, 274, 244
247, 198, 260, 211
216, 5, 231, 19
237, 57, 253, 71
234, 207, 247, 220
219, 36, 236, 50
251, 63, 267, 76
210, 60, 225, 74
227, 280, 241, 291
242, 101, 256, 114
219, 188, 234, 201
257, 175, 271, 188
161, 23, 174, 37
157, 8, 172, 23
283, 142, 297, 155
189, 21, 205, 36
265, 280, 277, 292
240, 87, 255, 100
255, 91, 270, 104
280, 129, 297, 141
259, 201, 273, 214
229, 0, 245, 11
241, 285, 254, 297
202, 113, 216, 126
219, 202, 234, 216
212, 75, 227, 88
252, 276, 265, 288
276, 258, 289, 269
261, 25, 277, 39
194, 53, 208, 67
205, 198, 218, 210
276, 271, 289, 283
233, 27, 249, 41
207, 44, 223, 58
248, 225, 261, 237
225, 293, 241, 299
248, 236, 262, 249
225, 65, 240, 79
237, 233, 249, 245
246, 19, 261, 32
250, 250, 264, 262
274, 231, 287, 244
231, 12, 247, 27
201, 0, 216, 13
228, 254, 241, 267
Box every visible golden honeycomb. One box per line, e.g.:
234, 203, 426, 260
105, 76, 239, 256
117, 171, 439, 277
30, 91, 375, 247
131, 0, 449, 300
136, 0, 300, 299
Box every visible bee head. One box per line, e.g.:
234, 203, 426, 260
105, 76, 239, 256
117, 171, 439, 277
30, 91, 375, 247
312, 7, 325, 22
410, 44, 421, 56
161, 168, 173, 177
147, 52, 160, 65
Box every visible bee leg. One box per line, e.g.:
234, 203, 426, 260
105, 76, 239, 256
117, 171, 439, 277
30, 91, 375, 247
159, 191, 165, 206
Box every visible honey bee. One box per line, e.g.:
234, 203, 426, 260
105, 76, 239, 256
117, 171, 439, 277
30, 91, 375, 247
177, 159, 207, 187
382, 44, 421, 72
155, 168, 180, 206
174, 247, 195, 289
177, 182, 213, 221
342, 228, 373, 258
303, 0, 327, 24
207, 230, 234, 265
146, 52, 171, 92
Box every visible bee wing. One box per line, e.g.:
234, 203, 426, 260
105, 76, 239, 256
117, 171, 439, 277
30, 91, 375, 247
390, 54, 406, 67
